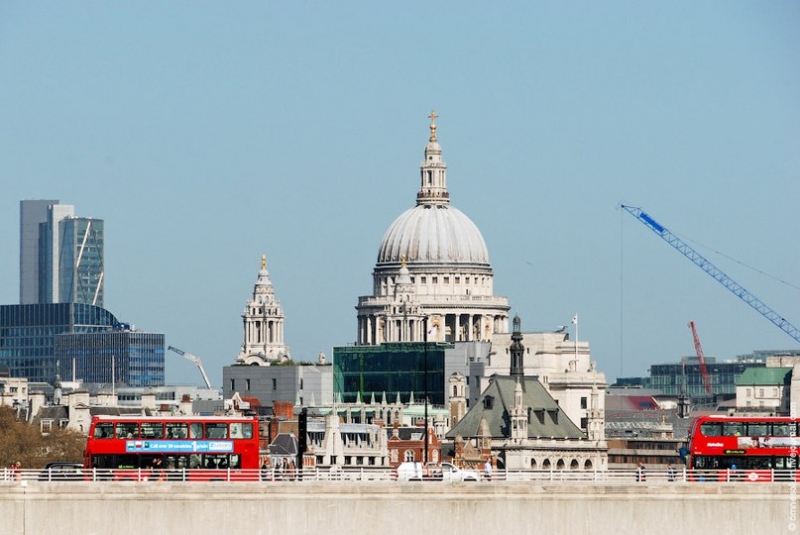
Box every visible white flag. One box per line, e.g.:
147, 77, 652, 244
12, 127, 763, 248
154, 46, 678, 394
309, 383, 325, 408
572, 315, 578, 325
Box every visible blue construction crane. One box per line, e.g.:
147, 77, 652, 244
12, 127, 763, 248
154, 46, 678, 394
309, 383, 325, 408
620, 204, 800, 345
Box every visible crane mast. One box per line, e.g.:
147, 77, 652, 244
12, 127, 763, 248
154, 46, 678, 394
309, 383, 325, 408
620, 205, 800, 345
167, 345, 214, 390
688, 321, 712, 395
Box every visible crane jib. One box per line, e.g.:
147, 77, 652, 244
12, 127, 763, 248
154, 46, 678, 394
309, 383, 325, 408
638, 212, 665, 234
621, 204, 800, 345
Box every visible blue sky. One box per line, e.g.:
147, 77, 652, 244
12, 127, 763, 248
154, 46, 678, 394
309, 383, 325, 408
1, 2, 798, 388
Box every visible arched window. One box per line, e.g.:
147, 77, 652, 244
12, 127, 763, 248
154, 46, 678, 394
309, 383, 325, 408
570, 459, 579, 470
542, 459, 551, 470
556, 459, 565, 470
584, 459, 593, 470
530, 459, 538, 470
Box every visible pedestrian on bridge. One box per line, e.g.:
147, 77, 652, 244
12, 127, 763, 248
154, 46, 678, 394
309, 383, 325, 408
636, 462, 646, 482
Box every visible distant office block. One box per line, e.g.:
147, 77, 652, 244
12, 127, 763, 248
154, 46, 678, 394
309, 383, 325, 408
56, 330, 165, 387
0, 303, 120, 383
19, 200, 104, 307
222, 363, 333, 409
19, 199, 59, 304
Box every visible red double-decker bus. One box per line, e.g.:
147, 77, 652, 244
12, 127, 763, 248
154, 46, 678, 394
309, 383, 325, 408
83, 415, 262, 481
688, 415, 799, 482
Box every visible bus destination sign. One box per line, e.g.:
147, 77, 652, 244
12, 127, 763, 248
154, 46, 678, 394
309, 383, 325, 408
125, 440, 234, 453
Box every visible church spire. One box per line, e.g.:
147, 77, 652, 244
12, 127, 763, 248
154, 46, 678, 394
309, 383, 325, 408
417, 110, 450, 206
510, 315, 525, 387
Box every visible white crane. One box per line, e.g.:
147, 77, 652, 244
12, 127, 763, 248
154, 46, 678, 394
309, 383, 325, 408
167, 345, 214, 390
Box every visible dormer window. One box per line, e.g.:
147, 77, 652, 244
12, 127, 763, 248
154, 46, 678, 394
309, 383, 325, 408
483, 395, 494, 410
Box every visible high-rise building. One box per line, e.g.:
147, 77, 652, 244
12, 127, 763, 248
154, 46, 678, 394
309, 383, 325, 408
19, 199, 60, 304
18, 200, 104, 307
56, 217, 105, 307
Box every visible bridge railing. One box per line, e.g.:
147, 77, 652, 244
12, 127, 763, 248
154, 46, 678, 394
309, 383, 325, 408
3, 467, 797, 484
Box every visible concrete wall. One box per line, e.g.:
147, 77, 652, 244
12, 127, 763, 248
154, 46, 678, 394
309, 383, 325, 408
0, 482, 792, 535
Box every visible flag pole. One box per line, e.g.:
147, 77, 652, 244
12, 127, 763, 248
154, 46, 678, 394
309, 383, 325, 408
573, 315, 578, 364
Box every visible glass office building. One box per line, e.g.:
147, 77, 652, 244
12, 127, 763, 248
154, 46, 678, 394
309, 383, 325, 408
57, 217, 105, 307
649, 357, 765, 398
56, 331, 165, 387
0, 303, 163, 386
19, 201, 104, 307
333, 342, 450, 405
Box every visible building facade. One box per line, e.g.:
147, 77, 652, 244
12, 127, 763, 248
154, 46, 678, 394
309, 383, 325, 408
55, 329, 165, 387
223, 361, 333, 409
446, 317, 607, 471
333, 342, 449, 406
735, 367, 791, 413
0, 303, 122, 383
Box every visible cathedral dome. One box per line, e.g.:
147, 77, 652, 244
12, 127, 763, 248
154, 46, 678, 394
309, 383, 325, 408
376, 111, 489, 267
377, 204, 489, 265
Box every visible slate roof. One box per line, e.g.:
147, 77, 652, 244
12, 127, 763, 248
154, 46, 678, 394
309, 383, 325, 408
446, 376, 584, 440
605, 395, 660, 412
269, 433, 298, 456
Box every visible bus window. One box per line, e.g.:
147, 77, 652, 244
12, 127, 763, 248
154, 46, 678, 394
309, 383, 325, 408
166, 423, 188, 439
722, 422, 744, 436
694, 456, 719, 469
93, 422, 114, 439
189, 454, 203, 469
750, 457, 772, 469
206, 423, 228, 439
189, 423, 203, 439
230, 423, 253, 439
775, 457, 798, 469
773, 423, 792, 436
204, 454, 229, 469
746, 423, 769, 436
141, 422, 164, 439
116, 422, 139, 439
92, 454, 140, 469
700, 422, 722, 437
230, 454, 241, 469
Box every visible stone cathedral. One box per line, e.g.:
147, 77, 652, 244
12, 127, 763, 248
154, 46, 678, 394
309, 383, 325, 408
356, 112, 510, 345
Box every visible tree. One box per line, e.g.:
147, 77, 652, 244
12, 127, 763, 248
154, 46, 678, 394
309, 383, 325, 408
0, 406, 86, 468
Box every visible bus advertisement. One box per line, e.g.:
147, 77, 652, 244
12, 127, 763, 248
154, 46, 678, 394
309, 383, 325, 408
688, 415, 798, 482
83, 414, 262, 481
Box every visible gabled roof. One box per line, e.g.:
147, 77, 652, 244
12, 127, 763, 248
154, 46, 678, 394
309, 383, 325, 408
389, 427, 426, 441
446, 376, 584, 440
269, 433, 298, 456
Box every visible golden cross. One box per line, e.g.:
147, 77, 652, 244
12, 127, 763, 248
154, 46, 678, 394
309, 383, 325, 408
428, 110, 438, 141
